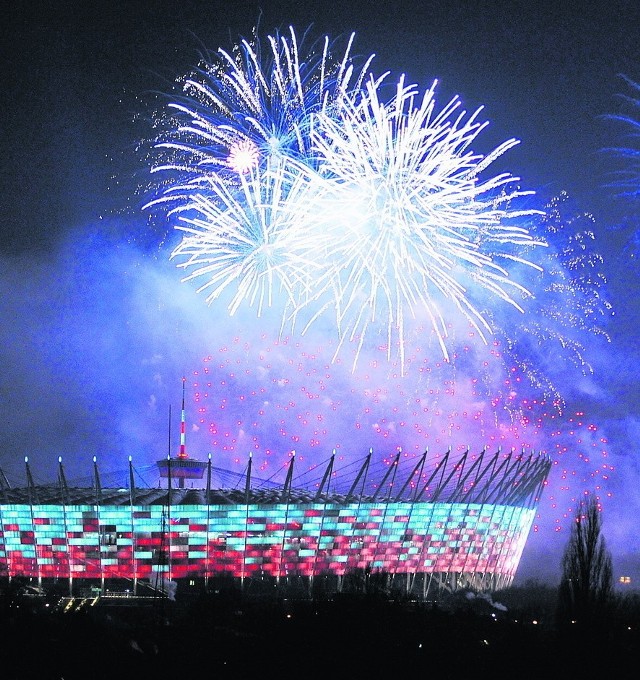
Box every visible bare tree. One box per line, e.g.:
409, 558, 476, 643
556, 496, 613, 632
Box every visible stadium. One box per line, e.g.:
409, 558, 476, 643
0, 432, 550, 601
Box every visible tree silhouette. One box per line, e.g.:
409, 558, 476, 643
556, 496, 613, 633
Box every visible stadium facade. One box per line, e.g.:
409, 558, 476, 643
0, 444, 550, 600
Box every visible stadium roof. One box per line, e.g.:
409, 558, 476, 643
0, 447, 551, 509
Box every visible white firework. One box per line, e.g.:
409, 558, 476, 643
304, 74, 546, 368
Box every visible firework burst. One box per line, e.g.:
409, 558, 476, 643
495, 191, 613, 413
307, 74, 545, 368
147, 27, 547, 372
603, 74, 640, 198
147, 26, 374, 194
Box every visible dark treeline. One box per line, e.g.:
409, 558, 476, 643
2, 576, 639, 680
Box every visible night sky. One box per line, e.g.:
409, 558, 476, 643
2, 0, 640, 586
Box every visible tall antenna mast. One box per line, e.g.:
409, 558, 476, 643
178, 376, 187, 460
156, 376, 206, 489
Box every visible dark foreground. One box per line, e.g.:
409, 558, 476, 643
2, 581, 639, 680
